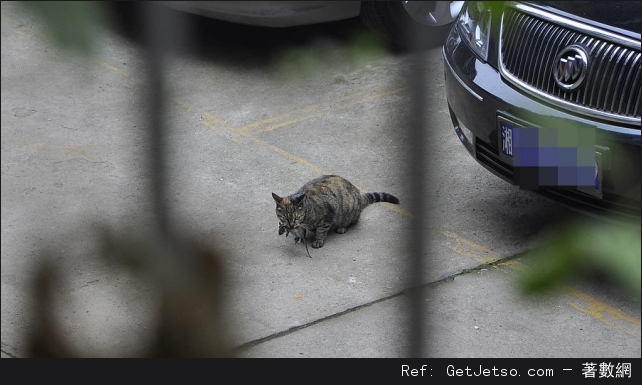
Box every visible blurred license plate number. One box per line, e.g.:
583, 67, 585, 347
500, 123, 513, 158
499, 121, 602, 199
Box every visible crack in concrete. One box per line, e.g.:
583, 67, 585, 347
1, 343, 19, 358
232, 257, 514, 352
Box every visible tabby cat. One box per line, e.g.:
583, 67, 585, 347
271, 175, 400, 250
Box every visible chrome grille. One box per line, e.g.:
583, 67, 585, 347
499, 3, 641, 126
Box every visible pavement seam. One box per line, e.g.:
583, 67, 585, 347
1, 341, 20, 358
233, 259, 508, 353
234, 249, 640, 352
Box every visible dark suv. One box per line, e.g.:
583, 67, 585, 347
443, 1, 640, 222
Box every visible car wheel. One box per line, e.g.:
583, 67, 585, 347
359, 1, 464, 49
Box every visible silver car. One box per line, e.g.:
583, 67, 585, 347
161, 1, 465, 47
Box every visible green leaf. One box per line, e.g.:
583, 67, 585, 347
520, 219, 641, 298
21, 1, 104, 55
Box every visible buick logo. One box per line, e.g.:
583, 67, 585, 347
553, 44, 589, 90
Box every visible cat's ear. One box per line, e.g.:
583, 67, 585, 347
272, 192, 283, 204
292, 193, 306, 206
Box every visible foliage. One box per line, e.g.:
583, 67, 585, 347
519, 219, 641, 299
20, 1, 104, 55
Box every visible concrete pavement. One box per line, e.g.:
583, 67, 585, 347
1, 2, 639, 358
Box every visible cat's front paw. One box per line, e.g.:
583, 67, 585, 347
311, 240, 324, 248
278, 223, 285, 235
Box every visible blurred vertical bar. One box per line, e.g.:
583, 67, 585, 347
141, 2, 171, 239
140, 3, 189, 241
406, 22, 431, 358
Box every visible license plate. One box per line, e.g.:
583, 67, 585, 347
498, 119, 602, 199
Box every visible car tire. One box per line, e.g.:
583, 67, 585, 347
359, 1, 463, 49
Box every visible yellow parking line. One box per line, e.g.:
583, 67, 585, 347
91, 58, 141, 84
255, 86, 408, 136
237, 103, 323, 137
566, 287, 641, 336
1, 12, 27, 36
243, 86, 408, 136
443, 230, 641, 335
443, 229, 501, 264
173, 100, 234, 130
385, 204, 413, 218
251, 136, 330, 176
237, 86, 385, 137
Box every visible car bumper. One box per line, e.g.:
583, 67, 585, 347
161, 1, 361, 27
443, 24, 641, 222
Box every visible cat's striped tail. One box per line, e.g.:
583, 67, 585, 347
363, 192, 400, 205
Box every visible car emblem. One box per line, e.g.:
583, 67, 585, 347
552, 44, 589, 90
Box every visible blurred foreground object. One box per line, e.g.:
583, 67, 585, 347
20, 1, 105, 55
28, 228, 232, 358
519, 220, 641, 299
162, 1, 464, 49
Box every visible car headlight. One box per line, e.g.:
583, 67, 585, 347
456, 1, 492, 62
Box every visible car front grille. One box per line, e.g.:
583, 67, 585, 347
475, 138, 513, 181
499, 2, 641, 126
